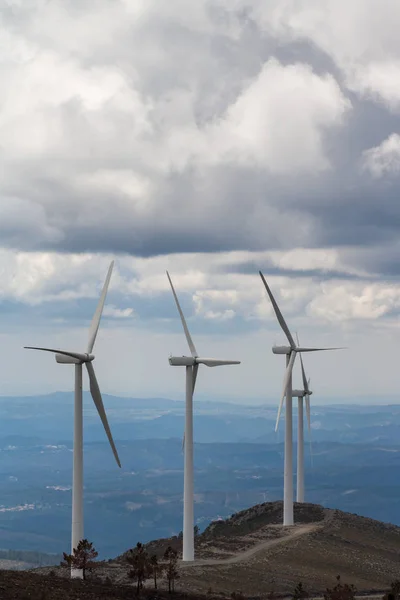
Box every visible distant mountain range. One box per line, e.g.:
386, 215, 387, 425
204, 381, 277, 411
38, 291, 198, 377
0, 393, 399, 558
2, 391, 400, 444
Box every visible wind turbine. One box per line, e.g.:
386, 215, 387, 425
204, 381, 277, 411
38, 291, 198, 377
167, 271, 240, 561
25, 261, 120, 578
292, 338, 312, 503
259, 271, 342, 526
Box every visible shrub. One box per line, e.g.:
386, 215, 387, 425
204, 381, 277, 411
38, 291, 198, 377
324, 575, 357, 600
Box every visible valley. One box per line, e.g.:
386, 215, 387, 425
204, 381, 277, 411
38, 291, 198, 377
0, 394, 399, 559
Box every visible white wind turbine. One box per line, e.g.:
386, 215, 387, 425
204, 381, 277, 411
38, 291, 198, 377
292, 337, 313, 503
25, 261, 120, 578
259, 271, 342, 526
167, 271, 240, 561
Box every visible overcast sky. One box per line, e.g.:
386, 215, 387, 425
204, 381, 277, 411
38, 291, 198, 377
1, 0, 400, 403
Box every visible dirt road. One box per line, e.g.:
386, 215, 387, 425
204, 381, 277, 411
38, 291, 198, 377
181, 522, 321, 567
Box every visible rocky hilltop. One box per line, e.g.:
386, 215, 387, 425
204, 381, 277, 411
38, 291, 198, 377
115, 501, 400, 595
2, 501, 400, 598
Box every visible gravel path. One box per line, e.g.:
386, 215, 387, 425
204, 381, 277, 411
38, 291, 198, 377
180, 522, 321, 567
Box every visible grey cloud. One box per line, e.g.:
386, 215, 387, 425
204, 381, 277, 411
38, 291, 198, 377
0, 197, 62, 249
1, 0, 400, 284
341, 243, 400, 278
220, 260, 370, 282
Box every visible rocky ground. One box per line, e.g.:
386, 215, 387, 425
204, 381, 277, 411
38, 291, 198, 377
0, 570, 206, 600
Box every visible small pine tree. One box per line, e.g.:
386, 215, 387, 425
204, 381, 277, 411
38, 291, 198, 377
61, 539, 98, 580
324, 575, 357, 600
164, 546, 179, 593
126, 542, 152, 595
150, 554, 162, 590
293, 582, 309, 600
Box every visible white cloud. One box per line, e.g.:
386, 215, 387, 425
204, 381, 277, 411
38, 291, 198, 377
308, 282, 400, 321
247, 0, 400, 110
350, 61, 400, 110
203, 59, 350, 173
362, 134, 400, 178
0, 248, 394, 326
103, 305, 134, 319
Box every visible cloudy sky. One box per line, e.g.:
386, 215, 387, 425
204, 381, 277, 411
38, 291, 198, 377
1, 0, 400, 403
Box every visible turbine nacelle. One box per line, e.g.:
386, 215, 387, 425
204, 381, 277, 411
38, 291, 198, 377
169, 355, 240, 367
169, 356, 196, 367
272, 345, 339, 355
56, 353, 95, 364
272, 345, 291, 355
292, 389, 313, 398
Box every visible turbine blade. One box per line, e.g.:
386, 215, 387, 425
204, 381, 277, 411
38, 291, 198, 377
183, 364, 198, 453
87, 261, 114, 354
299, 354, 309, 393
305, 394, 313, 468
296, 347, 345, 352
275, 351, 296, 432
192, 363, 199, 394
197, 358, 240, 367
85, 362, 121, 468
166, 271, 197, 358
305, 394, 311, 433
259, 271, 296, 349
296, 333, 309, 393
24, 347, 86, 362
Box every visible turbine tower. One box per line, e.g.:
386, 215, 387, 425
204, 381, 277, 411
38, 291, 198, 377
259, 271, 341, 526
292, 349, 312, 503
167, 271, 240, 561
25, 261, 121, 578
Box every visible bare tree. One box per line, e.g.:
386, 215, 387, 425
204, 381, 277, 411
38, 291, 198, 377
61, 539, 98, 580
164, 546, 179, 593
